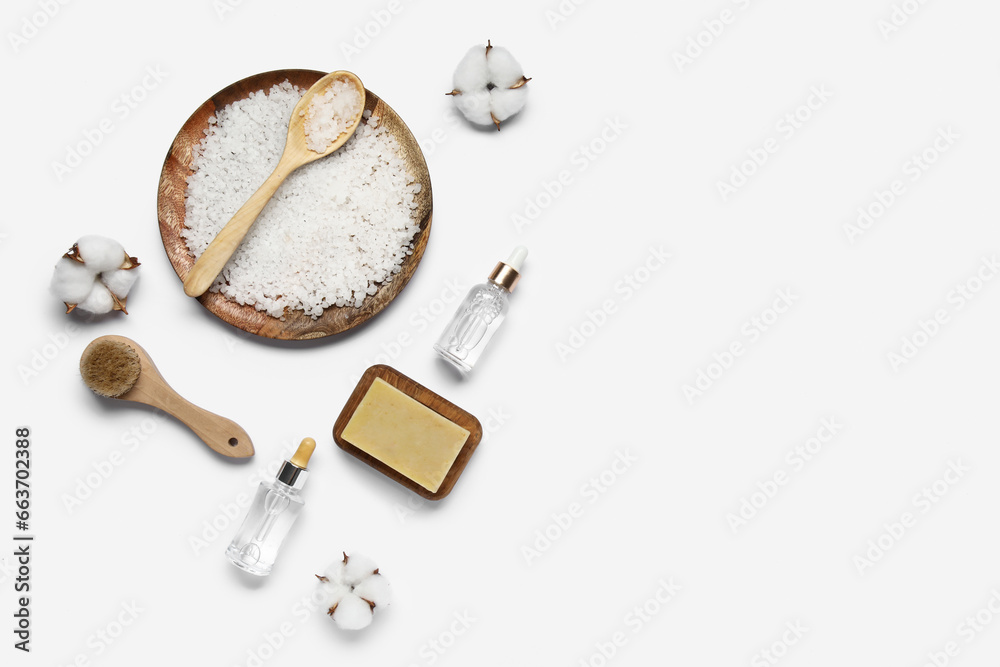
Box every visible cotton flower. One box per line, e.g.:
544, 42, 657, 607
76, 235, 132, 273
77, 281, 116, 314
447, 41, 530, 130
102, 267, 140, 298
50, 259, 97, 304
49, 235, 140, 314
315, 552, 391, 631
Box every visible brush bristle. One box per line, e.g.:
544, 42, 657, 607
80, 339, 141, 398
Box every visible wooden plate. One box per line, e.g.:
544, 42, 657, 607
333, 365, 483, 500
157, 69, 433, 340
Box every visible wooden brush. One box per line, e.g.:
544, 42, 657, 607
80, 335, 254, 458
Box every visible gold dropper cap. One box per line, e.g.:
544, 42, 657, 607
290, 437, 316, 469
488, 246, 528, 293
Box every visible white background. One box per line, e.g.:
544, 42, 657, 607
4, 0, 1000, 665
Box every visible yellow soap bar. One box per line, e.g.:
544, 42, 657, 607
341, 378, 471, 493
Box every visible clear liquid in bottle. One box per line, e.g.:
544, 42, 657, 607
434, 247, 526, 374
225, 438, 315, 576
226, 481, 303, 576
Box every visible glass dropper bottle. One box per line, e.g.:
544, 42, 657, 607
226, 438, 315, 576
434, 246, 527, 373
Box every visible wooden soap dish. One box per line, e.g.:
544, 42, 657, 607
333, 365, 483, 500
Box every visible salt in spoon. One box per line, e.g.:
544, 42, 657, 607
184, 70, 365, 298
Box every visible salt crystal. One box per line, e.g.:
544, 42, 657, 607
301, 78, 364, 153
182, 81, 421, 320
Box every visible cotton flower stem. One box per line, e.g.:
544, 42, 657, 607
63, 244, 85, 264
120, 254, 141, 270
110, 292, 128, 315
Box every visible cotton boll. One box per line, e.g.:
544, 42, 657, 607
102, 269, 139, 298
342, 553, 378, 585
77, 281, 115, 315
51, 236, 139, 315
323, 559, 347, 584
317, 580, 351, 609
353, 574, 392, 607
317, 552, 391, 632
454, 90, 494, 126
50, 258, 97, 304
490, 88, 528, 125
76, 235, 126, 273
486, 46, 525, 88
452, 45, 490, 92
449, 41, 531, 130
332, 593, 373, 631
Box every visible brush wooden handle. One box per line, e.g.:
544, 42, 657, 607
146, 388, 255, 459
101, 335, 255, 458
183, 159, 293, 298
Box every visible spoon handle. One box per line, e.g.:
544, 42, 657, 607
184, 159, 294, 297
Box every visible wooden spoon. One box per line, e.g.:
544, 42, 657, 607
183, 70, 366, 298
81, 335, 255, 458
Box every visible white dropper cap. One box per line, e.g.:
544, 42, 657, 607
507, 246, 529, 271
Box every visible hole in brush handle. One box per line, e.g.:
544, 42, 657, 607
228, 437, 239, 447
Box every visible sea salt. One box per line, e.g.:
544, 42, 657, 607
182, 81, 421, 319
302, 78, 364, 153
